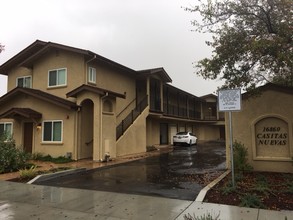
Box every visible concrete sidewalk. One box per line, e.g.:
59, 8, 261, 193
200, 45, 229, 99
0, 180, 292, 220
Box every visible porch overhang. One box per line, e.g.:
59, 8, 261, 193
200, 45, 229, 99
67, 84, 126, 99
0, 108, 42, 119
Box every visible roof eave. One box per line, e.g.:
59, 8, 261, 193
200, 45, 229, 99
67, 84, 126, 99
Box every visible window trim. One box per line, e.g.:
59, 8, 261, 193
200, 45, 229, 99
42, 120, 63, 143
88, 67, 96, 84
48, 68, 67, 88
0, 122, 13, 137
16, 75, 32, 88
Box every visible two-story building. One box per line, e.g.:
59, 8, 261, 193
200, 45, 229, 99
0, 40, 225, 161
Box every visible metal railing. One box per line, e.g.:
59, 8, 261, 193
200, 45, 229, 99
116, 95, 148, 140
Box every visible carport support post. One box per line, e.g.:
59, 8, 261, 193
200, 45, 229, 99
229, 111, 235, 187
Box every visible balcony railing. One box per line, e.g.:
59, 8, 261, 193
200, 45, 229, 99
116, 95, 148, 140
162, 103, 201, 120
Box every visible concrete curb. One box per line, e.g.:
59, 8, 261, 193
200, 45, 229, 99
27, 168, 86, 184
195, 170, 231, 202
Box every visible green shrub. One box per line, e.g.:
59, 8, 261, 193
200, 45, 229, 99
51, 156, 73, 164
233, 141, 253, 173
37, 154, 53, 161
0, 135, 30, 173
35, 154, 73, 164
30, 152, 45, 160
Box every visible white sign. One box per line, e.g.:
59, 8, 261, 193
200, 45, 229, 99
218, 89, 241, 112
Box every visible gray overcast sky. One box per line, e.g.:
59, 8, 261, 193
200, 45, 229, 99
0, 0, 223, 97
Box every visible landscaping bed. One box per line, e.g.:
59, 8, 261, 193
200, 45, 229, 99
8, 167, 71, 183
204, 171, 293, 211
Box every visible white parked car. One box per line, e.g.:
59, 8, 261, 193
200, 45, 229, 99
173, 132, 197, 146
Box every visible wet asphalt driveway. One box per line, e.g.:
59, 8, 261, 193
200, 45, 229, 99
35, 141, 226, 201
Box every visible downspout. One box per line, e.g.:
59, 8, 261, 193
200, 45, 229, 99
74, 106, 81, 160
100, 92, 109, 161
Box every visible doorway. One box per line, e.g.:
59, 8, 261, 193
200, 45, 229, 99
23, 122, 33, 153
160, 123, 168, 145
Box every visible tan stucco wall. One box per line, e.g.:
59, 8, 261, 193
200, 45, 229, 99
0, 94, 76, 158
226, 89, 293, 173
7, 67, 32, 91
194, 124, 220, 141
116, 107, 148, 156
7, 50, 85, 99
101, 110, 116, 159
6, 50, 136, 116
93, 63, 136, 121
147, 119, 161, 146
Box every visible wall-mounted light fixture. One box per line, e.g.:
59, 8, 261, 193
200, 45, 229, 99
36, 123, 42, 130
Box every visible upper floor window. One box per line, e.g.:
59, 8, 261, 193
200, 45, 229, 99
88, 67, 96, 84
42, 120, 62, 142
0, 122, 13, 137
48, 68, 67, 87
17, 76, 32, 88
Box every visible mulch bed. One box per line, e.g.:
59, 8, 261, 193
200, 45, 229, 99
204, 171, 293, 211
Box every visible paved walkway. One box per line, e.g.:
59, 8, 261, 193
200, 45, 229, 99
0, 180, 292, 220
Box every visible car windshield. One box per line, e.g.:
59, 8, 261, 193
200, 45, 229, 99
176, 132, 188, 135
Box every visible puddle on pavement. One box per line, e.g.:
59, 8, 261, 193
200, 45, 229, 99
35, 143, 226, 201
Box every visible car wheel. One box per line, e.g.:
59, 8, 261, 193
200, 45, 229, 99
189, 140, 192, 146
173, 142, 176, 146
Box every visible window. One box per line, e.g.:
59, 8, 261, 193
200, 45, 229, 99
48, 68, 66, 87
0, 122, 13, 137
88, 67, 96, 84
42, 121, 62, 142
17, 76, 32, 88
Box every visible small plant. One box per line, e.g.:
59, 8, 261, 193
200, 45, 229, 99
233, 141, 253, 173
240, 193, 266, 209
221, 181, 236, 195
286, 181, 293, 193
254, 174, 271, 195
19, 165, 38, 180
30, 152, 45, 160
183, 212, 220, 220
235, 173, 243, 182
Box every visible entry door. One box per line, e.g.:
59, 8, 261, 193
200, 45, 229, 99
160, 123, 168, 145
23, 122, 33, 153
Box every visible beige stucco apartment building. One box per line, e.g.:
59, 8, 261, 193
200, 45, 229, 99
225, 84, 293, 173
0, 40, 225, 161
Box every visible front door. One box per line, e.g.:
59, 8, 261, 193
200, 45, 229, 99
23, 122, 33, 153
160, 123, 168, 145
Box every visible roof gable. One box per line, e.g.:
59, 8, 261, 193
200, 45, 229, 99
0, 87, 79, 110
66, 84, 126, 99
0, 40, 136, 77
137, 67, 172, 83
0, 108, 42, 119
243, 83, 293, 99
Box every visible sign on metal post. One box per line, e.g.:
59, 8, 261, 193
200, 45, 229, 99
218, 89, 241, 187
218, 89, 241, 112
